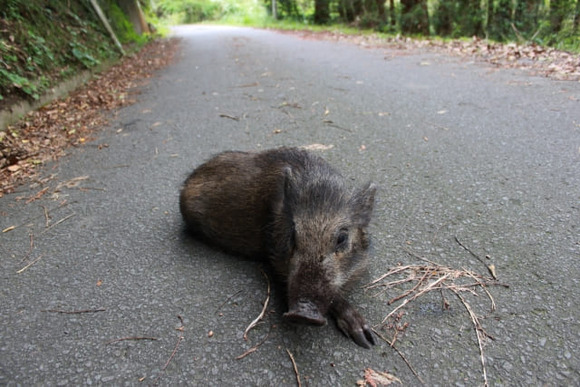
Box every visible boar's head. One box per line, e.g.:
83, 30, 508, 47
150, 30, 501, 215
269, 164, 376, 346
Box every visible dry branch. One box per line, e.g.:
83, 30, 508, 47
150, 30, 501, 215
105, 337, 158, 345
243, 270, 271, 340
286, 348, 301, 387
454, 236, 497, 279
16, 255, 43, 273
162, 335, 184, 371
235, 325, 272, 360
451, 289, 490, 386
215, 289, 244, 314
42, 308, 105, 314
372, 328, 424, 385
367, 261, 508, 386
39, 212, 76, 235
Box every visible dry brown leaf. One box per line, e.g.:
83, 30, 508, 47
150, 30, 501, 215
357, 368, 402, 386
1, 38, 180, 196
300, 143, 334, 151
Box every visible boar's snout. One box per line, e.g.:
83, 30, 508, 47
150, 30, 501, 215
283, 300, 327, 326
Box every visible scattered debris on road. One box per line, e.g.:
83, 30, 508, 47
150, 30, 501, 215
0, 38, 180, 197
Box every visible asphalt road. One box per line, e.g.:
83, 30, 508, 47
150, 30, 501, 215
1, 25, 579, 386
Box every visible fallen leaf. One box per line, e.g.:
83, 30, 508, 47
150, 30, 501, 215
1, 38, 180, 196
358, 368, 402, 386
300, 143, 334, 151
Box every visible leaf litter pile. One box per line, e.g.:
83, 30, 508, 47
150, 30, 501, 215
281, 29, 580, 81
0, 37, 180, 197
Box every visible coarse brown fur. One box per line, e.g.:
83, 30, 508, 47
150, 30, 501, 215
180, 147, 377, 348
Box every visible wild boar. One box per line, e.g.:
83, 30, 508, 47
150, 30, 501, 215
179, 147, 377, 348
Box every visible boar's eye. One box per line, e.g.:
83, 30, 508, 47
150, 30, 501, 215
335, 229, 349, 251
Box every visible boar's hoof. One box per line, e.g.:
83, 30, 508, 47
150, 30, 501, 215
335, 310, 376, 349
283, 300, 327, 326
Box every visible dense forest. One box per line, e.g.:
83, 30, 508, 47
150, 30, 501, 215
157, 0, 580, 49
1, 0, 578, 104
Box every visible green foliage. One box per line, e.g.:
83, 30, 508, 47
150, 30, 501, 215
70, 42, 101, 68
156, 0, 223, 23
155, 0, 270, 25
0, 68, 39, 100
0, 0, 157, 103
109, 2, 147, 43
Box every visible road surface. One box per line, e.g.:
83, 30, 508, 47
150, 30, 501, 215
1, 25, 579, 385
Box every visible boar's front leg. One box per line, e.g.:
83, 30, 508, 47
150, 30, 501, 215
329, 295, 376, 349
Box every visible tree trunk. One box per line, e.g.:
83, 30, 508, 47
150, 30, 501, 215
375, 0, 386, 20
488, 0, 512, 41
314, 0, 330, 24
389, 0, 396, 26
400, 0, 430, 35
575, 0, 580, 33
118, 0, 149, 35
514, 0, 541, 38
434, 0, 454, 36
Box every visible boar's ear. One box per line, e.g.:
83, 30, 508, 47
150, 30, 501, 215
281, 166, 298, 207
350, 182, 377, 227
272, 166, 296, 216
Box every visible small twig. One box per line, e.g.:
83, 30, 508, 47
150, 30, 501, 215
427, 121, 450, 131
403, 245, 439, 265
215, 289, 244, 314
365, 266, 413, 288
41, 205, 50, 227
42, 308, 106, 314
465, 271, 497, 311
219, 113, 240, 121
26, 187, 49, 204
105, 336, 158, 345
162, 335, 184, 371
372, 328, 424, 385
235, 325, 272, 360
286, 349, 301, 387
18, 231, 36, 265
451, 289, 489, 387
322, 120, 353, 132
152, 316, 185, 385
454, 236, 485, 264
454, 236, 497, 279
243, 270, 271, 340
381, 273, 451, 324
2, 225, 16, 233
39, 212, 76, 235
387, 269, 431, 305
16, 255, 43, 274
